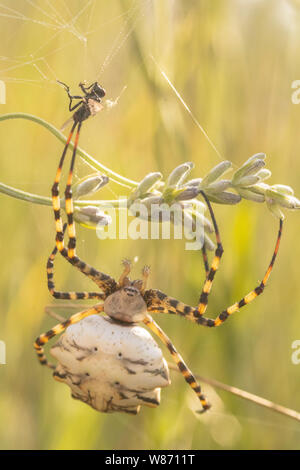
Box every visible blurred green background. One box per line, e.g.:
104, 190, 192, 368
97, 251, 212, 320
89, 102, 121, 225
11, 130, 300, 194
0, 0, 300, 450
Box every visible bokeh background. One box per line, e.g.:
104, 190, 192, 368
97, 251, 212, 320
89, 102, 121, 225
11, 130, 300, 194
0, 0, 300, 450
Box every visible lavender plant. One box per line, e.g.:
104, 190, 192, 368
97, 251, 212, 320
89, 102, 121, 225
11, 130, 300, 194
0, 113, 299, 250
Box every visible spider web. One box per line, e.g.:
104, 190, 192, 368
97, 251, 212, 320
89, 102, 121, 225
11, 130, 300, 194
0, 0, 150, 87
0, 0, 152, 197
0, 0, 222, 172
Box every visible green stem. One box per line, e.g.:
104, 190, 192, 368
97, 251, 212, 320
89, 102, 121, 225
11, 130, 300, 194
0, 182, 51, 206
0, 113, 138, 188
0, 181, 128, 209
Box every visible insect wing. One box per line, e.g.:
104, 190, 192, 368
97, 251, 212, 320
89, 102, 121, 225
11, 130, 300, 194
60, 116, 74, 132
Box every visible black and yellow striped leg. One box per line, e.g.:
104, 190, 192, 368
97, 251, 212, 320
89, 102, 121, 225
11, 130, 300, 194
146, 218, 283, 326
34, 304, 104, 369
51, 123, 117, 295
143, 314, 211, 413
197, 218, 283, 327
201, 244, 209, 279
197, 190, 224, 316
64, 121, 82, 259
63, 254, 118, 295
52, 120, 78, 254
47, 240, 106, 301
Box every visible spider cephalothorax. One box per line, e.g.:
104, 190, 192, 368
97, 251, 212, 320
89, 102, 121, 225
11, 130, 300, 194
104, 274, 148, 324
34, 83, 283, 413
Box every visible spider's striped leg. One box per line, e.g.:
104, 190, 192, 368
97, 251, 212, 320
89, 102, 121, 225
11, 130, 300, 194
145, 218, 283, 327
52, 120, 77, 255
197, 190, 224, 316
64, 255, 118, 296
34, 304, 104, 369
52, 122, 117, 295
197, 218, 283, 327
47, 228, 106, 301
63, 120, 82, 259
201, 244, 209, 279
63, 121, 117, 294
143, 315, 211, 413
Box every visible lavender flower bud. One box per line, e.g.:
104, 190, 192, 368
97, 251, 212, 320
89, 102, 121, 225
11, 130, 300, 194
74, 206, 111, 227
206, 191, 241, 205
130, 172, 162, 201
167, 162, 194, 188
232, 154, 266, 184
174, 187, 200, 201
73, 174, 109, 198
234, 175, 260, 188
256, 169, 271, 181
235, 188, 265, 203
201, 161, 232, 187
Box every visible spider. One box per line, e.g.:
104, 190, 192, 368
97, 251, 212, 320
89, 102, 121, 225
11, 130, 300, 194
34, 83, 283, 413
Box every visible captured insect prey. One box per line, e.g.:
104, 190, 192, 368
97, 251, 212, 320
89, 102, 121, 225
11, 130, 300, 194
58, 81, 106, 131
